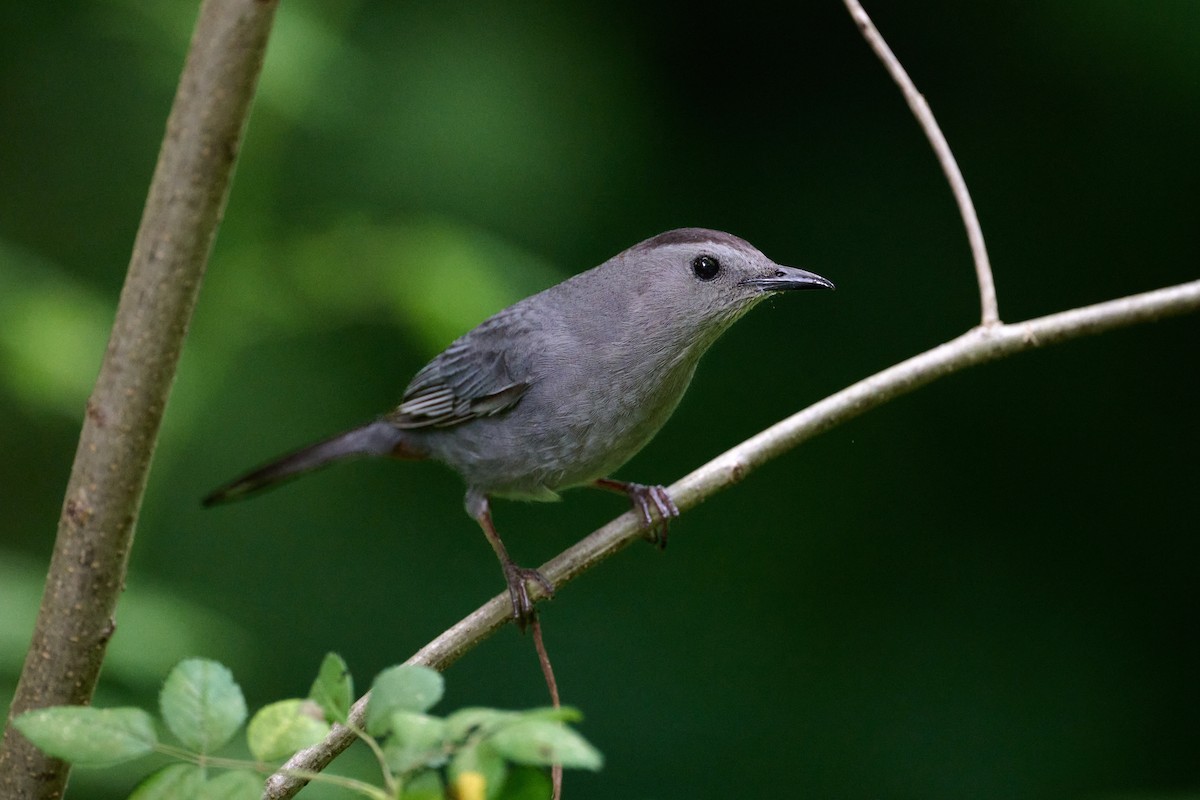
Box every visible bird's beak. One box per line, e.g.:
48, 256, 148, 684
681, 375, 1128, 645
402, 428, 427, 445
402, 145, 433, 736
740, 265, 836, 292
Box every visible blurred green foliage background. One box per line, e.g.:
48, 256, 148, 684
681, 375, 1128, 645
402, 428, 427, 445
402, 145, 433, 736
2, 1, 1198, 797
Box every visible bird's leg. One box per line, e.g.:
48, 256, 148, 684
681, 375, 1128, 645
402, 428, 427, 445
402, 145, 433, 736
592, 478, 680, 549
475, 502, 554, 630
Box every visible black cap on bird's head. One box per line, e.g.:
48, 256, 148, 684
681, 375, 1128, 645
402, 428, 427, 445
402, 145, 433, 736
636, 227, 834, 290
621, 228, 834, 329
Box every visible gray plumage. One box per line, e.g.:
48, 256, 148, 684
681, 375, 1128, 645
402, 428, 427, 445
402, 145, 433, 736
205, 228, 833, 623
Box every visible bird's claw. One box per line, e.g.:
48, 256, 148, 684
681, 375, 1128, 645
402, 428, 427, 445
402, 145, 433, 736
625, 482, 679, 549
502, 562, 555, 631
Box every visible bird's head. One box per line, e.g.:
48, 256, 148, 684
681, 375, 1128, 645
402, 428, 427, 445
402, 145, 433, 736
621, 228, 834, 344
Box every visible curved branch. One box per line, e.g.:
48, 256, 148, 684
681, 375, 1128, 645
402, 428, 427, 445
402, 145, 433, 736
266, 278, 1200, 798
843, 0, 1000, 326
0, 1, 278, 796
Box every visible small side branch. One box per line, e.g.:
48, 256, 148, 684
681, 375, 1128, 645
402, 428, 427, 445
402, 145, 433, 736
843, 0, 1000, 326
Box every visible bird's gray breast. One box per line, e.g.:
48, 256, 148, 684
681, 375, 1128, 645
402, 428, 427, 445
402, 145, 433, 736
411, 294, 703, 500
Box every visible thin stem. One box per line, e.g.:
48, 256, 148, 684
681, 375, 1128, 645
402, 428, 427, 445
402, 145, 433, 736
530, 614, 564, 799
271, 767, 391, 800
843, 0, 1000, 326
263, 277, 1200, 799
345, 720, 399, 798
153, 743, 390, 800
271, 768, 391, 800
530, 616, 561, 708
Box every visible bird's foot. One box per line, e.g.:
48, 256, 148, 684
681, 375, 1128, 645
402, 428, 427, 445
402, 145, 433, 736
501, 561, 555, 631
595, 479, 679, 549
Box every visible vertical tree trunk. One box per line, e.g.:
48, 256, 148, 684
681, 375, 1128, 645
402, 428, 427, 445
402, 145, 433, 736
0, 1, 278, 796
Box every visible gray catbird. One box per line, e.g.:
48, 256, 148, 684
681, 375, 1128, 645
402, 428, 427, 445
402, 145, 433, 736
204, 228, 833, 625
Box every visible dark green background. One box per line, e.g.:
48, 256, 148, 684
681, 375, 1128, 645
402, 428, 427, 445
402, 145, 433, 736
2, 2, 1197, 798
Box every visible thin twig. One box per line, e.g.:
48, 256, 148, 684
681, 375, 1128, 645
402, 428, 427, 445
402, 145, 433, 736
0, 1, 278, 795
843, 0, 1000, 326
529, 615, 561, 709
529, 614, 564, 799
264, 276, 1200, 799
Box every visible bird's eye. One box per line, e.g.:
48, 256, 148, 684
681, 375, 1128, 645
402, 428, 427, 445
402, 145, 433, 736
692, 255, 721, 281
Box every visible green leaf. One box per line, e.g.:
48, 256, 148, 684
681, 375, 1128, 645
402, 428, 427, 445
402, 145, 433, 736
128, 764, 205, 800
13, 706, 156, 766
307, 652, 353, 723
444, 708, 514, 742
365, 665, 444, 735
246, 699, 330, 761
443, 706, 582, 744
383, 711, 447, 773
160, 659, 247, 754
493, 766, 552, 800
449, 741, 507, 800
402, 769, 447, 800
198, 769, 264, 800
511, 706, 582, 725
488, 720, 602, 771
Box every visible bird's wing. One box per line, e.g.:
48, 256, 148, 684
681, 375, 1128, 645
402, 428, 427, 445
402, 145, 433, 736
389, 315, 533, 429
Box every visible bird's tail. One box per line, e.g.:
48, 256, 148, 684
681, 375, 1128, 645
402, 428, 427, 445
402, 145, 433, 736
202, 419, 423, 506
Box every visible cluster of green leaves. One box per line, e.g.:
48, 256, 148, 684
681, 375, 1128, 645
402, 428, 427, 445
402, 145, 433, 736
14, 654, 601, 800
